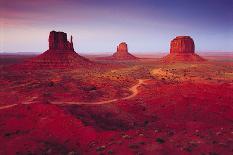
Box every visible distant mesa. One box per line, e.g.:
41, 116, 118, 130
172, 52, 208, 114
16, 31, 91, 69
163, 36, 205, 62
112, 42, 138, 60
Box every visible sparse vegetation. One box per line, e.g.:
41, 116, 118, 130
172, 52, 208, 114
0, 56, 232, 154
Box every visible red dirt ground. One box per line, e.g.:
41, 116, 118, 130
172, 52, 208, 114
0, 54, 232, 155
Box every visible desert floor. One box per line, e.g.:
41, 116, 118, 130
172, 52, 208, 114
0, 54, 232, 155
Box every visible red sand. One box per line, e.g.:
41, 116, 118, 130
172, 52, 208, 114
0, 55, 232, 155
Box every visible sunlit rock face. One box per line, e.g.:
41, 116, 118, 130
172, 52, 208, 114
112, 42, 137, 60
117, 42, 128, 53
15, 31, 91, 69
170, 36, 195, 54
163, 36, 204, 62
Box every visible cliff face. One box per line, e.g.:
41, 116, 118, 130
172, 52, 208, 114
163, 36, 204, 62
116, 42, 128, 53
15, 31, 92, 69
170, 36, 195, 54
112, 42, 137, 60
49, 31, 74, 51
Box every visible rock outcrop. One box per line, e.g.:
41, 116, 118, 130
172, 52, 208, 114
49, 31, 74, 51
116, 42, 128, 53
170, 36, 195, 54
112, 42, 137, 60
163, 36, 204, 62
16, 31, 91, 69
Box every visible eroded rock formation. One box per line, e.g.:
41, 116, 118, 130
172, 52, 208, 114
49, 31, 74, 50
16, 31, 91, 69
112, 42, 137, 60
170, 36, 195, 54
117, 42, 128, 53
163, 36, 204, 62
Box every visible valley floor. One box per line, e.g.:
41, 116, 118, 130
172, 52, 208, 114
0, 58, 232, 155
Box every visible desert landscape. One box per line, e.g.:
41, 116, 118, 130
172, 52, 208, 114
0, 30, 232, 155
1, 0, 233, 154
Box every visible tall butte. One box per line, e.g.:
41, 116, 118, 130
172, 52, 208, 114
112, 42, 137, 60
17, 31, 91, 69
163, 36, 204, 62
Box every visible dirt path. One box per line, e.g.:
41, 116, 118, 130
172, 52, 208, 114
0, 79, 148, 109
51, 79, 148, 105
0, 104, 18, 110
0, 102, 32, 110
122, 79, 146, 100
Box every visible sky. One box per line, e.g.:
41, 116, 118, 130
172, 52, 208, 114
0, 0, 233, 54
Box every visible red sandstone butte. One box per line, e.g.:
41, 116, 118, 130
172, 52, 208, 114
49, 31, 74, 51
163, 36, 204, 62
112, 42, 137, 60
16, 31, 91, 69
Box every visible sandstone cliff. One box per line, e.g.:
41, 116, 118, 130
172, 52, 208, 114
163, 36, 204, 62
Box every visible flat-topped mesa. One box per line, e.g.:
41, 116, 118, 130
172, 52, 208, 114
112, 42, 137, 60
49, 31, 74, 51
170, 36, 195, 54
117, 42, 128, 53
162, 36, 205, 62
